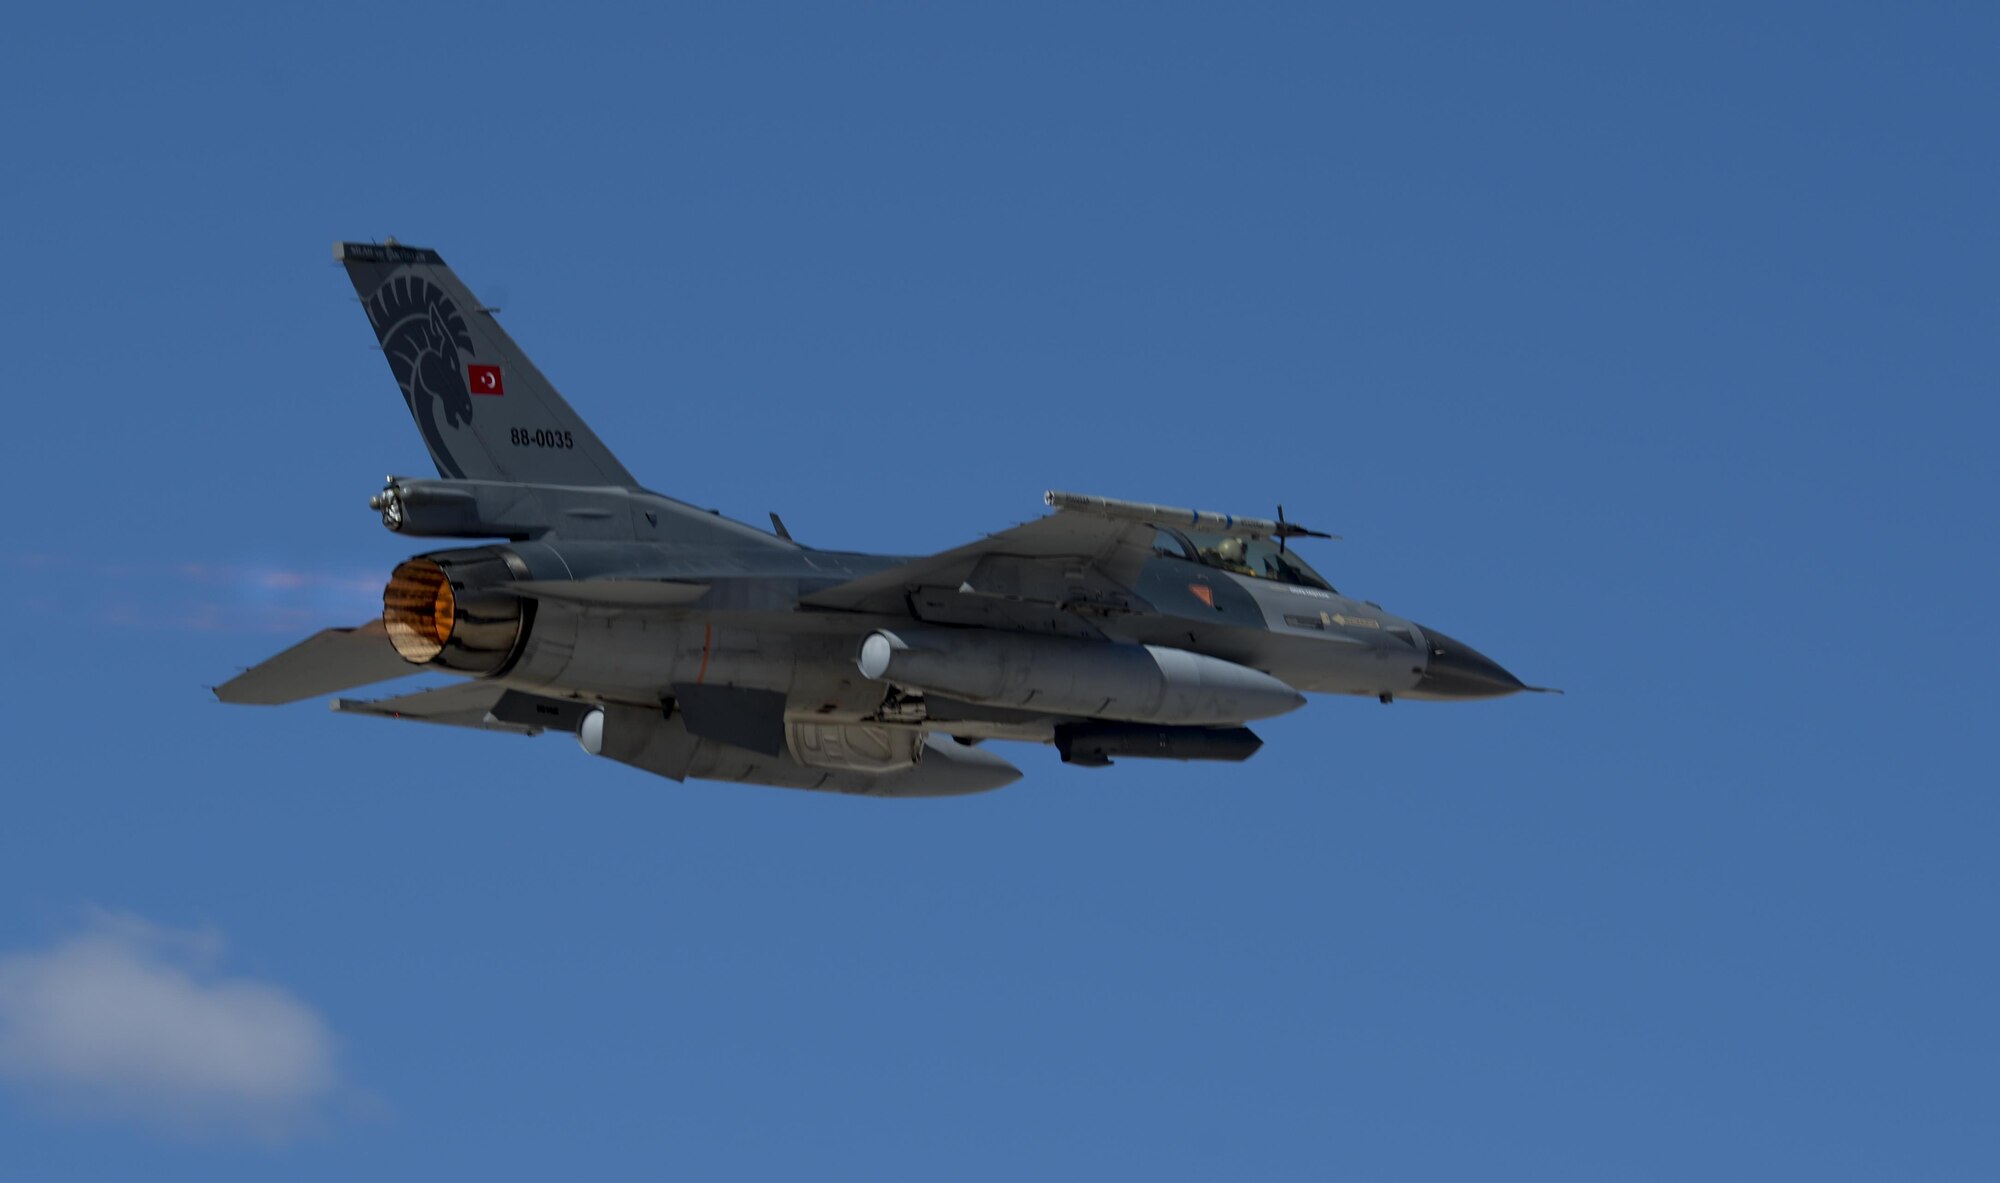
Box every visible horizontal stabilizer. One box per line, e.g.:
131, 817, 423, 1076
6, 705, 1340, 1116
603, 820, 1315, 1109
486, 690, 598, 732
331, 684, 591, 735
331, 681, 537, 734
215, 620, 417, 705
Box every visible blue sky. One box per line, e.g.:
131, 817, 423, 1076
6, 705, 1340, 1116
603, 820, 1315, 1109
1, 2, 1995, 1178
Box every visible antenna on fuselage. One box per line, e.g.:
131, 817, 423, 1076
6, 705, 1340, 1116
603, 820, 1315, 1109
1272, 502, 1336, 552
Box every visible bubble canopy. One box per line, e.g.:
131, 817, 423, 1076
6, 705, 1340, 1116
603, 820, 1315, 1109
1150, 526, 1336, 591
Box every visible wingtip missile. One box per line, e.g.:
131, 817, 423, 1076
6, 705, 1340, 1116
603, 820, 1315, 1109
1044, 489, 1338, 542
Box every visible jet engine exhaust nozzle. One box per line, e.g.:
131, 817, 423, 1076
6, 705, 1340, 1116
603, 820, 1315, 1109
383, 559, 454, 662
380, 548, 532, 675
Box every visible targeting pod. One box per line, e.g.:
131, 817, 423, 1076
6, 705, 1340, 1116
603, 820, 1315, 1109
1054, 722, 1264, 766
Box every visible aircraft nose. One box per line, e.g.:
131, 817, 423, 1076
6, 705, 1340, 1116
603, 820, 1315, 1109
1412, 626, 1528, 699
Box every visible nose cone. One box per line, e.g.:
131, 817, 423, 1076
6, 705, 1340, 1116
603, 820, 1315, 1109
1411, 626, 1528, 700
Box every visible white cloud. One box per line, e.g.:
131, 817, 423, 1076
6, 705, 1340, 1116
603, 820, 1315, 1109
0, 912, 341, 1141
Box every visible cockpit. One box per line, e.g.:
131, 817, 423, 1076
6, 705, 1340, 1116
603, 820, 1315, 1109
1152, 526, 1336, 591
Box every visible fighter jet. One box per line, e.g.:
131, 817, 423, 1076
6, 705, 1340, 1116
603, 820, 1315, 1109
216, 241, 1553, 796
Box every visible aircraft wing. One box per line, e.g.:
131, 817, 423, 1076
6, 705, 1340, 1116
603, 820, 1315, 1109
799, 510, 1158, 616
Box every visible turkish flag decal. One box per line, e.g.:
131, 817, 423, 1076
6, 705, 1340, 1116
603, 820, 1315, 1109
467, 364, 504, 396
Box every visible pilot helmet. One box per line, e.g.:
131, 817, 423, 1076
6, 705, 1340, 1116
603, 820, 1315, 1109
1217, 536, 1248, 563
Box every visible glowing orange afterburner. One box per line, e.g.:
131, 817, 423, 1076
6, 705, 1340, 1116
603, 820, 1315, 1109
377, 548, 530, 675
382, 559, 454, 662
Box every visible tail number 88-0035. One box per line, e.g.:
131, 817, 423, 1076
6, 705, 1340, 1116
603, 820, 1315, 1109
511, 428, 575, 449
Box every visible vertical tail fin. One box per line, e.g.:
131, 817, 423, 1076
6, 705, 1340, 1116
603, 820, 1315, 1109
337, 241, 637, 487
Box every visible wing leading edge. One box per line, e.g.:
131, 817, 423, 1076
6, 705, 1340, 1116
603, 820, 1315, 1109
800, 509, 1159, 615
